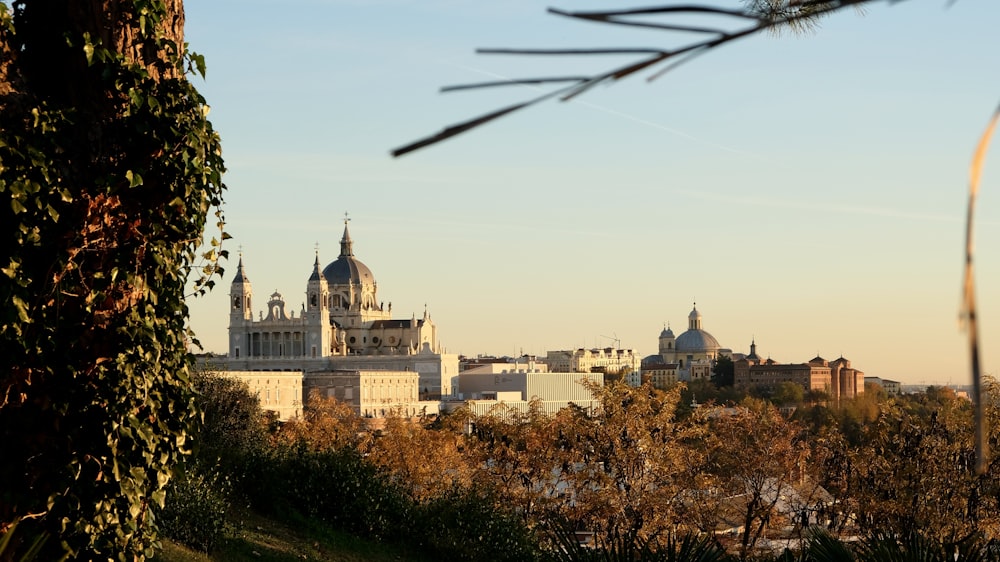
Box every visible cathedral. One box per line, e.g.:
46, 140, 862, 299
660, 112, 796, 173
219, 220, 457, 400
641, 304, 731, 385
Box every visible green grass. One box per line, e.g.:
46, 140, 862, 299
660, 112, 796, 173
154, 510, 433, 562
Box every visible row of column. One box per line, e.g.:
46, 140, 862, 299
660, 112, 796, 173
246, 331, 307, 358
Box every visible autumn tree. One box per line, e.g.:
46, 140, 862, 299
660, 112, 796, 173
366, 411, 474, 502
0, 1, 225, 559
705, 399, 811, 559
549, 381, 710, 550
824, 389, 1000, 545
465, 400, 571, 523
275, 389, 368, 451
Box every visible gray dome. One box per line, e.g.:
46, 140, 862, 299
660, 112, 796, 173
323, 222, 375, 287
660, 327, 674, 338
323, 256, 374, 286
675, 329, 721, 353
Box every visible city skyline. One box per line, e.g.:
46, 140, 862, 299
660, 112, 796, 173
183, 1, 1000, 385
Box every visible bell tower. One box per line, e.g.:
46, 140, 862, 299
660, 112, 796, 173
229, 254, 254, 358
305, 252, 332, 358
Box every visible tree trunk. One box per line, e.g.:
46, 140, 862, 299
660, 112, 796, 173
1, 0, 221, 559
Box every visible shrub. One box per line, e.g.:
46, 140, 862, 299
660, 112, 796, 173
158, 463, 232, 553
409, 488, 542, 562
247, 446, 410, 541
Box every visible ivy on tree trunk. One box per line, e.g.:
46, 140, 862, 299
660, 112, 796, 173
0, 1, 226, 559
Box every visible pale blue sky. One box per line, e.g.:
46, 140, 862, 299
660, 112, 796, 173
184, 0, 1000, 385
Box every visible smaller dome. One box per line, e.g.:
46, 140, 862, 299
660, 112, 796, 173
641, 354, 663, 366
660, 327, 675, 338
689, 307, 700, 320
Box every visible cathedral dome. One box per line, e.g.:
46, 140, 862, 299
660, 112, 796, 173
675, 329, 721, 353
660, 326, 674, 339
322, 223, 376, 287
323, 255, 375, 286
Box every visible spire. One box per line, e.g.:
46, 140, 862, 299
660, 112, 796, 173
232, 253, 249, 283
309, 251, 325, 281
339, 214, 354, 257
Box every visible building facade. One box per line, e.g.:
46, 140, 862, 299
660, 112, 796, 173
307, 370, 441, 418
733, 342, 865, 400
215, 370, 305, 421
545, 348, 641, 377
211, 221, 458, 401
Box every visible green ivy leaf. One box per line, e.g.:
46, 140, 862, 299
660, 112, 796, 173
125, 170, 143, 187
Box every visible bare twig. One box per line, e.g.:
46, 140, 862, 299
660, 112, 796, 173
390, 1, 876, 157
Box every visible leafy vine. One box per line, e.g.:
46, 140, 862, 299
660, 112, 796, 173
0, 0, 226, 558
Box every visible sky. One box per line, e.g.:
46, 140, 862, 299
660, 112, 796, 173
183, 0, 1000, 385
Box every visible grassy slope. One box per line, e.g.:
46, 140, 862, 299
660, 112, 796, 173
154, 510, 433, 562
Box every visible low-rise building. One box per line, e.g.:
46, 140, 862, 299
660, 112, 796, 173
458, 371, 603, 417
640, 360, 680, 389
865, 376, 902, 396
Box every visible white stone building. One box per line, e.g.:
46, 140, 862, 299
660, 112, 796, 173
545, 347, 641, 378
307, 370, 439, 418
214, 370, 305, 421
207, 220, 458, 403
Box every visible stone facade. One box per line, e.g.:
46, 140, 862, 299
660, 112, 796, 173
307, 370, 439, 418
207, 221, 458, 406
214, 370, 304, 421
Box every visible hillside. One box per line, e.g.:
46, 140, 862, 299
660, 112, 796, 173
154, 510, 431, 562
